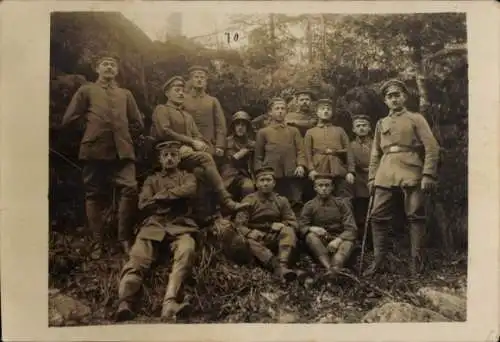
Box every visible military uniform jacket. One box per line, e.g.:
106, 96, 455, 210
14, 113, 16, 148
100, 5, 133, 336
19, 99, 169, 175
285, 111, 317, 137
220, 135, 255, 186
150, 102, 213, 150
137, 169, 199, 241
254, 123, 306, 178
304, 123, 355, 177
368, 109, 440, 188
61, 80, 144, 161
241, 192, 298, 233
183, 91, 227, 150
298, 196, 357, 241
350, 137, 373, 198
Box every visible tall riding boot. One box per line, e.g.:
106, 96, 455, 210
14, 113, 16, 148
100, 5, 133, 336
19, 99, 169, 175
85, 198, 105, 259
115, 273, 142, 322
305, 233, 331, 271
202, 165, 250, 212
409, 221, 426, 277
117, 194, 137, 254
161, 272, 191, 322
276, 245, 297, 282
363, 221, 389, 277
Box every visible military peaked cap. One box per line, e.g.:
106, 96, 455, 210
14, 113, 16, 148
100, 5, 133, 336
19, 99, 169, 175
313, 173, 334, 182
162, 76, 185, 94
155, 140, 182, 152
295, 88, 316, 100
94, 52, 120, 68
316, 98, 333, 107
232, 111, 252, 123
352, 114, 371, 123
380, 79, 409, 96
188, 65, 210, 74
254, 166, 275, 179
267, 97, 287, 109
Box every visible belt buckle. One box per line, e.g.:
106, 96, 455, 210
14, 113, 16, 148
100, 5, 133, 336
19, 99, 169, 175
388, 146, 400, 153
324, 148, 333, 154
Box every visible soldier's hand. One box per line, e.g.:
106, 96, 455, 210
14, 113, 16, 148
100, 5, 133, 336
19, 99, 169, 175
345, 172, 355, 184
308, 170, 318, 181
309, 226, 328, 237
247, 229, 264, 241
193, 140, 208, 152
421, 175, 437, 193
294, 166, 305, 178
233, 148, 250, 160
215, 148, 225, 157
327, 238, 343, 253
271, 222, 286, 232
180, 145, 194, 155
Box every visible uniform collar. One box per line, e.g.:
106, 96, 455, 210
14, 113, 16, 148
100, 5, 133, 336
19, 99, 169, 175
270, 120, 286, 128
316, 121, 332, 128
190, 88, 206, 98
315, 195, 334, 204
96, 79, 118, 89
160, 168, 180, 177
388, 108, 407, 117
165, 101, 184, 111
257, 191, 278, 201
355, 136, 372, 145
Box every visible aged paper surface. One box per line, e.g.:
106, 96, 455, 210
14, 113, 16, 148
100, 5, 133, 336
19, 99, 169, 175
1, 0, 499, 341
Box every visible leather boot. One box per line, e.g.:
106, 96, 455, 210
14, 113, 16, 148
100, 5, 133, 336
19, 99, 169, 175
269, 258, 297, 282
409, 221, 426, 277
117, 195, 137, 250
85, 199, 105, 259
221, 195, 251, 212
115, 301, 135, 322
363, 221, 388, 277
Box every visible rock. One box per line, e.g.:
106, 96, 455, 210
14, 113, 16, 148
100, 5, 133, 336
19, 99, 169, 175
49, 289, 91, 326
362, 302, 450, 323
318, 313, 343, 323
416, 287, 466, 321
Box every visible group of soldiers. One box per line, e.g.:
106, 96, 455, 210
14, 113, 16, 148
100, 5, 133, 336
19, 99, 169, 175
59, 52, 440, 322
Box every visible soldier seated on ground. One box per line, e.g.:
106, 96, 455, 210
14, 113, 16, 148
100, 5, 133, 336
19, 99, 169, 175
298, 173, 358, 277
115, 141, 200, 323
225, 167, 301, 282
220, 111, 256, 201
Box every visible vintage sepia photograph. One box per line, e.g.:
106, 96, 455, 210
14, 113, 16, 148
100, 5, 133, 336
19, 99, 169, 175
47, 10, 470, 326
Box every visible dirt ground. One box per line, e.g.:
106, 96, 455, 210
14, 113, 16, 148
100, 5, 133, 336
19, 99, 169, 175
49, 225, 467, 325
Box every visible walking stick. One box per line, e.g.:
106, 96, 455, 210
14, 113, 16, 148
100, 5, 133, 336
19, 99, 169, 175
358, 192, 375, 276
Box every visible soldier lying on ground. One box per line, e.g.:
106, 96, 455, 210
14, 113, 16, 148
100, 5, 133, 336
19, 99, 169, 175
60, 52, 144, 258
254, 97, 307, 212
115, 141, 199, 323
219, 167, 301, 282
298, 174, 358, 277
304, 99, 356, 207
220, 111, 256, 201
365, 79, 440, 277
149, 76, 249, 216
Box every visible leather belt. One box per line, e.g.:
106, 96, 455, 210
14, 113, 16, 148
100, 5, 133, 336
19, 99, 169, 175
383, 145, 414, 154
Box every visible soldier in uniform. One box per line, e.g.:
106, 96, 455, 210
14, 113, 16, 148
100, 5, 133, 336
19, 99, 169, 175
150, 76, 248, 215
183, 65, 227, 160
60, 52, 144, 257
350, 114, 374, 238
115, 141, 199, 322
254, 97, 307, 211
220, 111, 256, 201
233, 167, 300, 282
298, 174, 358, 276
285, 88, 317, 137
364, 79, 440, 277
304, 99, 356, 204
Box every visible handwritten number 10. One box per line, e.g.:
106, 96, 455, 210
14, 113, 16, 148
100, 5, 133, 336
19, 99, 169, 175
225, 32, 239, 44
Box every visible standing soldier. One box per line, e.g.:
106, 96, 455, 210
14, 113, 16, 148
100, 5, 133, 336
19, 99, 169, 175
285, 88, 317, 137
298, 174, 358, 276
150, 76, 248, 216
220, 111, 256, 201
183, 65, 227, 159
364, 79, 440, 277
350, 114, 374, 237
115, 141, 199, 322
233, 167, 300, 282
60, 52, 144, 257
254, 98, 307, 211
304, 99, 356, 204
